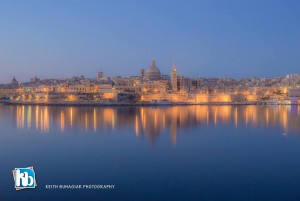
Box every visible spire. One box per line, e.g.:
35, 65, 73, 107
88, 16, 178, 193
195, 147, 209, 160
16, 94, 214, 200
151, 59, 156, 67
172, 61, 177, 71
172, 62, 176, 70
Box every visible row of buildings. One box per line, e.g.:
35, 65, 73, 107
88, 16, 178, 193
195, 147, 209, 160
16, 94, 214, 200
1, 60, 300, 104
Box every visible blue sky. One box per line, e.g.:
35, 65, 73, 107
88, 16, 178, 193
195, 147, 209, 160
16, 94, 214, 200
0, 0, 300, 83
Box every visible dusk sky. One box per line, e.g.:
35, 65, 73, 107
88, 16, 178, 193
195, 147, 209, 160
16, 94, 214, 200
0, 0, 300, 83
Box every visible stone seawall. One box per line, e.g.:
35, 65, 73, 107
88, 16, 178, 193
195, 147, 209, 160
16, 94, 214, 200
141, 93, 259, 103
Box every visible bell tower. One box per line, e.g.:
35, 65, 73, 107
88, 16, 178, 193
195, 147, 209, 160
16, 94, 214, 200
171, 63, 178, 92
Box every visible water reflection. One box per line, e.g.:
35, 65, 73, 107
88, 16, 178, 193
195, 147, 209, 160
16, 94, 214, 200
13, 105, 300, 143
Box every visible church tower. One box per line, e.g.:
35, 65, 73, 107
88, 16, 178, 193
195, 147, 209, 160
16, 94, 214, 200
139, 69, 145, 84
171, 63, 178, 92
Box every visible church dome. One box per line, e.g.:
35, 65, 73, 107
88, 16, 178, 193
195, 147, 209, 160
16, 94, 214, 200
144, 59, 162, 80
146, 59, 161, 74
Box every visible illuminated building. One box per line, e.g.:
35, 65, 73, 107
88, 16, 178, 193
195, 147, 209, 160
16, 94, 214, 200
171, 63, 178, 92
143, 59, 162, 81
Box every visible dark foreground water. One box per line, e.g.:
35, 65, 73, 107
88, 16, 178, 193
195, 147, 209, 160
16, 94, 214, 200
0, 105, 300, 201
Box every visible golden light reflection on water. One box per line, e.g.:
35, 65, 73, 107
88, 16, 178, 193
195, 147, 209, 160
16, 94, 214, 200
27, 106, 31, 129
94, 109, 97, 133
15, 105, 300, 143
70, 108, 73, 127
234, 107, 238, 128
60, 110, 65, 132
35, 106, 39, 131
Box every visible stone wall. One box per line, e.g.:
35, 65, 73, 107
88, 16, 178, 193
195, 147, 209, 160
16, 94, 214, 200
196, 94, 231, 103
141, 93, 233, 103
289, 88, 300, 97
141, 93, 188, 102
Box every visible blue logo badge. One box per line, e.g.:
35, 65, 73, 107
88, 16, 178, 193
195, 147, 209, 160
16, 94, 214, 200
13, 167, 37, 190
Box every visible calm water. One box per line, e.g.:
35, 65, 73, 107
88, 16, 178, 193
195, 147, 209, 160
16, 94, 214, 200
1, 105, 300, 201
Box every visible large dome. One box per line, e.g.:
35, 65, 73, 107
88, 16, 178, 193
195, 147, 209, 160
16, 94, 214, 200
144, 60, 162, 80
146, 59, 161, 74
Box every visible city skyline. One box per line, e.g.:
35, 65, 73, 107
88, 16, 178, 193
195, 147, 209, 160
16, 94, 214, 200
1, 0, 300, 83
1, 58, 300, 85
